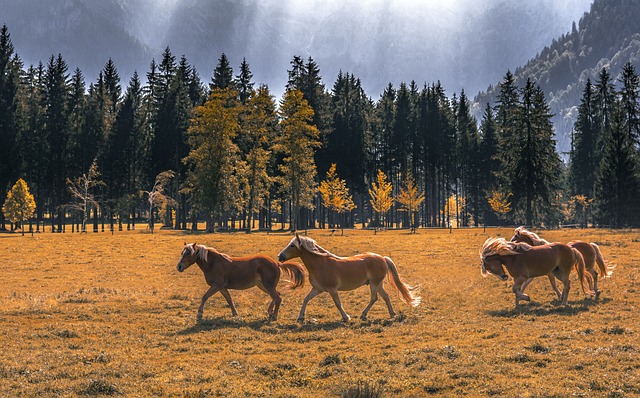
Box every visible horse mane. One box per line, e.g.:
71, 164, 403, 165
480, 237, 531, 260
514, 226, 551, 246
297, 236, 344, 259
193, 244, 232, 263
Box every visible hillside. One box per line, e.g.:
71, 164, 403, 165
474, 0, 640, 155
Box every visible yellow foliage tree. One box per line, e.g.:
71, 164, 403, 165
319, 164, 356, 234
397, 174, 425, 233
369, 170, 393, 231
2, 178, 36, 235
487, 190, 512, 225
442, 194, 467, 228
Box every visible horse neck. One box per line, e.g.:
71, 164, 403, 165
196, 249, 225, 272
299, 248, 322, 272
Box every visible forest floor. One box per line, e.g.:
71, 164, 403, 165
0, 227, 637, 397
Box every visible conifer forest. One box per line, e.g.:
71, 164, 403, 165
1, 21, 640, 233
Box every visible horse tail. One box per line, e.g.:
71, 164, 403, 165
384, 257, 421, 307
591, 243, 613, 278
279, 261, 305, 289
572, 248, 594, 296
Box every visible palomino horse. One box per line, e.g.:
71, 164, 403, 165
277, 234, 420, 322
510, 227, 613, 298
480, 237, 594, 308
176, 243, 305, 321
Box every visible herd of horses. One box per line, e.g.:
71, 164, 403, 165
175, 227, 614, 323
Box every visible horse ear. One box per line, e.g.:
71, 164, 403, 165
295, 232, 300, 243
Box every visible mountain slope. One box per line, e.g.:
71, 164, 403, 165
473, 0, 640, 154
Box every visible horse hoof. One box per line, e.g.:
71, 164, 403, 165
297, 318, 305, 324
342, 316, 351, 323
360, 315, 368, 321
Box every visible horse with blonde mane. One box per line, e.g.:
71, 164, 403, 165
510, 227, 613, 298
176, 243, 305, 321
277, 233, 420, 323
480, 237, 594, 308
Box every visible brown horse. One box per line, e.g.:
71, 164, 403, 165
480, 237, 594, 308
510, 227, 613, 298
176, 243, 305, 321
277, 234, 420, 323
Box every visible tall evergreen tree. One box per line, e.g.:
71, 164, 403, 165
43, 54, 70, 231
0, 24, 21, 229
569, 79, 597, 198
618, 62, 640, 147
594, 103, 639, 226
479, 102, 500, 224
235, 57, 254, 104
508, 79, 562, 225
210, 53, 233, 91
275, 89, 320, 230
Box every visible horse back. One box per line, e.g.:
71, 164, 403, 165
208, 255, 280, 290
510, 243, 574, 277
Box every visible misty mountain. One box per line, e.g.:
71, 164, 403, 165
1, 0, 591, 98
474, 0, 640, 155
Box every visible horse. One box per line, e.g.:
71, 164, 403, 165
277, 233, 420, 323
480, 237, 594, 308
510, 227, 613, 298
176, 243, 305, 321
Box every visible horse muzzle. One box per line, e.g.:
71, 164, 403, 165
277, 254, 286, 262
176, 264, 184, 272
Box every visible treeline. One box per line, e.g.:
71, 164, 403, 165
0, 24, 637, 232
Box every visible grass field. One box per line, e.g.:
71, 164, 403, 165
0, 228, 637, 397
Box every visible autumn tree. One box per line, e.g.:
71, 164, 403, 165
397, 174, 424, 233
143, 170, 175, 233
185, 88, 241, 231
487, 190, 512, 226
274, 89, 320, 231
319, 163, 356, 234
369, 170, 393, 232
2, 178, 36, 235
67, 161, 104, 233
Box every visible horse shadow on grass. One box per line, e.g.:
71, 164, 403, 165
486, 297, 611, 318
176, 316, 350, 335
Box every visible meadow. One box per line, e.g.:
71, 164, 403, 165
0, 227, 637, 397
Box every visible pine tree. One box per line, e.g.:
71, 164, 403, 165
569, 79, 597, 198
274, 89, 320, 231
594, 103, 639, 227
618, 62, 640, 146
494, 70, 521, 187
210, 53, 233, 91
44, 54, 70, 232
0, 24, 21, 230
235, 58, 254, 104
508, 79, 561, 225
479, 102, 499, 224
2, 178, 36, 235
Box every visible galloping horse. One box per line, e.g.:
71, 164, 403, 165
176, 243, 305, 321
277, 234, 420, 322
510, 227, 613, 298
480, 237, 594, 308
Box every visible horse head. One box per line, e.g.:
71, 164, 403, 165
177, 242, 201, 272
480, 237, 516, 281
277, 233, 303, 262
480, 255, 509, 281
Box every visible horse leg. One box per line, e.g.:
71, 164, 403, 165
218, 288, 238, 317
520, 278, 533, 293
256, 283, 281, 320
327, 288, 351, 322
512, 276, 530, 308
560, 278, 571, 306
377, 285, 396, 318
197, 285, 222, 320
360, 283, 380, 320
591, 269, 600, 300
297, 287, 322, 323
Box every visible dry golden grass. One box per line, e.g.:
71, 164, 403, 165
0, 228, 638, 397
